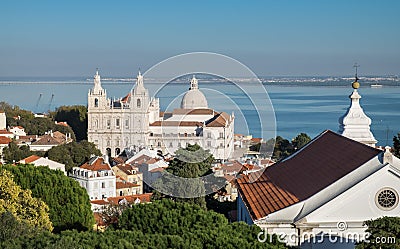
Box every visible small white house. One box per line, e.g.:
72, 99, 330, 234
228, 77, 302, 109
9, 126, 27, 137
19, 155, 66, 175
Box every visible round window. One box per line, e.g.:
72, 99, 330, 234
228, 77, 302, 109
375, 188, 399, 211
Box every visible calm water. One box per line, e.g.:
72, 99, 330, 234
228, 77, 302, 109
0, 77, 399, 146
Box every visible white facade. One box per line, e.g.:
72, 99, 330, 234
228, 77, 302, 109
19, 156, 66, 175
0, 112, 6, 130
87, 70, 159, 157
69, 156, 116, 200
87, 71, 234, 160
9, 126, 26, 137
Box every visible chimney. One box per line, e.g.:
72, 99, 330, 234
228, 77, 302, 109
383, 146, 393, 165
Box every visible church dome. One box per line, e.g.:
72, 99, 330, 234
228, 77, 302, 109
180, 76, 208, 109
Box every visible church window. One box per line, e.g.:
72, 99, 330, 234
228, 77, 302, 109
137, 99, 141, 108
94, 120, 98, 128
125, 119, 129, 128
157, 141, 161, 147
375, 188, 398, 210
116, 118, 120, 129
101, 182, 105, 188
94, 98, 98, 107
107, 120, 111, 129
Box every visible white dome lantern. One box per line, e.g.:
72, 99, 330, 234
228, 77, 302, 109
180, 75, 208, 109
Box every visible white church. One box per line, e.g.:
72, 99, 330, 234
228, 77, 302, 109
87, 70, 234, 160
237, 76, 400, 248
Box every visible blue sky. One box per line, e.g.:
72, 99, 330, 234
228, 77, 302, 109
0, 0, 399, 76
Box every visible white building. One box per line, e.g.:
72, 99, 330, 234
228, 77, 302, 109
0, 111, 6, 130
69, 156, 116, 200
236, 78, 400, 248
87, 71, 234, 160
19, 155, 66, 175
9, 126, 27, 137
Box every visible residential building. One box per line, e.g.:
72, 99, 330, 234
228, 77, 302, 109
19, 155, 66, 175
9, 126, 26, 137
29, 130, 73, 151
69, 156, 116, 200
112, 163, 143, 194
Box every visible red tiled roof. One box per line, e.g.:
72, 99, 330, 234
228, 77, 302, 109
116, 181, 140, 189
237, 130, 382, 220
91, 200, 108, 205
260, 159, 275, 165
107, 193, 152, 205
0, 136, 12, 144
149, 167, 165, 173
149, 121, 203, 127
0, 130, 13, 135
205, 112, 231, 127
121, 92, 131, 103
114, 163, 139, 175
31, 131, 70, 146
131, 154, 152, 164
22, 155, 41, 163
172, 108, 215, 115
221, 161, 243, 174
80, 157, 111, 171
251, 138, 262, 143
55, 122, 69, 127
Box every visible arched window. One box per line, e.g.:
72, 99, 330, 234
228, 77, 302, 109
115, 148, 121, 156
94, 98, 99, 107
137, 98, 141, 108
106, 148, 111, 157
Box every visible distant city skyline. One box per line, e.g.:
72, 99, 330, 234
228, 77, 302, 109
1, 0, 399, 77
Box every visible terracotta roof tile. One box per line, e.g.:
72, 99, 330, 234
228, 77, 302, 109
21, 155, 41, 163
172, 108, 215, 115
205, 112, 231, 127
80, 157, 111, 171
0, 130, 13, 135
107, 193, 152, 205
237, 130, 382, 220
114, 163, 139, 175
149, 121, 203, 127
0, 136, 12, 144
116, 181, 140, 189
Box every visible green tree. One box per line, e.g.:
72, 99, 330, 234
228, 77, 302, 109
46, 140, 101, 172
393, 133, 400, 158
1, 165, 95, 232
0, 170, 53, 231
273, 136, 293, 160
54, 105, 88, 141
356, 216, 400, 249
2, 141, 32, 163
158, 144, 214, 208
292, 132, 311, 151
0, 212, 39, 243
